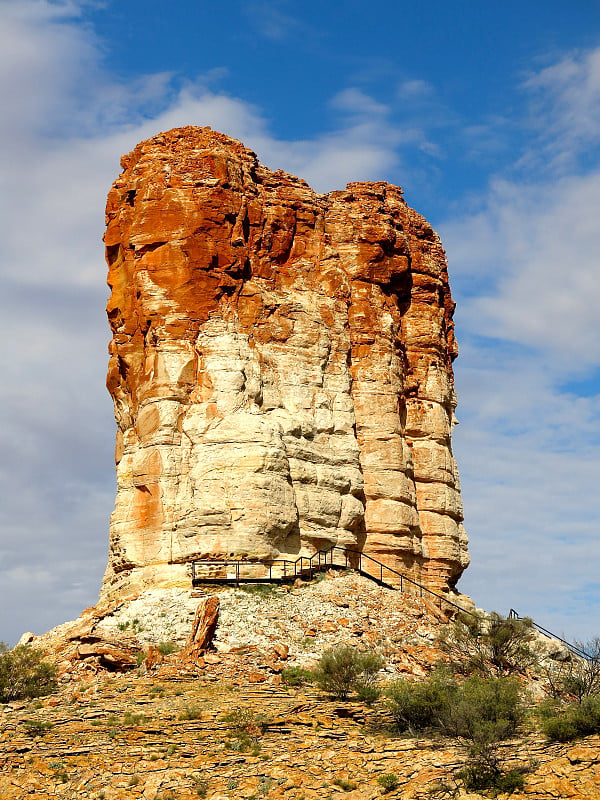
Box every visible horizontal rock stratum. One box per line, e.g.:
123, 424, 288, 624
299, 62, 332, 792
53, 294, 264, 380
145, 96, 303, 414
102, 126, 469, 600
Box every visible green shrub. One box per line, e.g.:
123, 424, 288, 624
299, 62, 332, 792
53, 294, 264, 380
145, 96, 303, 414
191, 773, 209, 797
22, 718, 53, 736
0, 642, 57, 702
122, 712, 147, 726
438, 612, 538, 677
333, 777, 357, 791
355, 682, 380, 706
458, 763, 526, 794
377, 773, 399, 791
223, 706, 271, 736
442, 675, 523, 742
387, 672, 524, 792
281, 666, 313, 687
179, 704, 202, 720
313, 646, 383, 700
387, 669, 456, 733
541, 714, 579, 742
157, 641, 179, 656
223, 707, 270, 753
539, 695, 600, 741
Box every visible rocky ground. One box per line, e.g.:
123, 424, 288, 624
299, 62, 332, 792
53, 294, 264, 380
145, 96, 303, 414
92, 572, 451, 677
3, 572, 599, 799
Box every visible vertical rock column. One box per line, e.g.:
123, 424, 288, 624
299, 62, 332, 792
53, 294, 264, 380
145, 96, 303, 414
101, 126, 468, 601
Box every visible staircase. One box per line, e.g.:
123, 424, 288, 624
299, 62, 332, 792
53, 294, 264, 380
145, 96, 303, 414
191, 546, 592, 661
191, 545, 467, 615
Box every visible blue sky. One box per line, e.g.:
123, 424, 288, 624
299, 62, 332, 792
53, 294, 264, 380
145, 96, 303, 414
1, 0, 599, 644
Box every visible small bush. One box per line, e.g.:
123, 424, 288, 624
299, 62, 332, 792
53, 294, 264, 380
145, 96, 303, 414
539, 694, 600, 741
22, 718, 53, 736
355, 682, 380, 706
387, 669, 456, 733
442, 674, 523, 742
122, 712, 147, 726
541, 714, 579, 742
313, 646, 383, 700
179, 704, 202, 721
223, 707, 271, 736
223, 706, 270, 754
0, 643, 57, 702
281, 666, 313, 687
157, 641, 179, 656
438, 612, 538, 677
333, 777, 357, 791
191, 773, 208, 797
387, 672, 524, 792
377, 773, 399, 791
458, 763, 526, 794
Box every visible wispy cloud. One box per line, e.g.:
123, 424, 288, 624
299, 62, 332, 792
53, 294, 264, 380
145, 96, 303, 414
0, 0, 427, 643
521, 47, 600, 171
440, 46, 600, 637
241, 0, 305, 41
1, 0, 599, 646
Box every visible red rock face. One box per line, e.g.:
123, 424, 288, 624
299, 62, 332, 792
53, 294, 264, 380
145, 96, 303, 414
102, 126, 469, 600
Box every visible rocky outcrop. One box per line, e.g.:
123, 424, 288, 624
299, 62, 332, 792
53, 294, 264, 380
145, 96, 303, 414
102, 125, 469, 600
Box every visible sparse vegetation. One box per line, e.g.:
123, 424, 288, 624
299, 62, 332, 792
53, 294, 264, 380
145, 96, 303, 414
537, 695, 600, 741
223, 707, 271, 754
157, 641, 179, 656
237, 583, 279, 597
122, 712, 147, 726
437, 611, 538, 677
355, 681, 381, 705
281, 665, 313, 686
179, 704, 202, 720
387, 671, 526, 793
0, 642, 57, 702
333, 777, 358, 791
191, 772, 209, 797
313, 645, 383, 700
117, 618, 145, 633
543, 638, 600, 702
377, 773, 399, 792
22, 718, 53, 736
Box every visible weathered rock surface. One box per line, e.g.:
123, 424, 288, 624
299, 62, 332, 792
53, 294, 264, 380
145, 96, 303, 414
183, 596, 220, 659
1, 655, 598, 800
102, 125, 469, 600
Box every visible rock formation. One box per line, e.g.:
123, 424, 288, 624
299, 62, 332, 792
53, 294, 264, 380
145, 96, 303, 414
102, 125, 469, 600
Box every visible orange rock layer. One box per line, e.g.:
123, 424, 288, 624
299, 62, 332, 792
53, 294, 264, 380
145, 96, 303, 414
102, 126, 469, 600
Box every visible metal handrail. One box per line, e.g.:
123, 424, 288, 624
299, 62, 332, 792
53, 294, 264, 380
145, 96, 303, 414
508, 609, 595, 661
191, 544, 471, 616
191, 547, 589, 660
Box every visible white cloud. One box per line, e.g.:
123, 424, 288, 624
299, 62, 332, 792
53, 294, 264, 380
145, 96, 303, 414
439, 47, 600, 639
397, 79, 433, 99
443, 170, 600, 373
523, 47, 600, 167
242, 0, 304, 41
0, 0, 410, 644
1, 0, 599, 648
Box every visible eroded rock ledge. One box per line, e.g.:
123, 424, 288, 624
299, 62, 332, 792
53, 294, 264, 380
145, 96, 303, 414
102, 125, 469, 600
